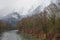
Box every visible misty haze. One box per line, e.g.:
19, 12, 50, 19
0, 0, 60, 40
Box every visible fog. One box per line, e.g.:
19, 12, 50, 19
0, 0, 56, 18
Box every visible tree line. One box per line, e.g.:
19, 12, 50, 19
17, 4, 60, 40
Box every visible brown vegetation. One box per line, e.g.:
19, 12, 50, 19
17, 4, 60, 40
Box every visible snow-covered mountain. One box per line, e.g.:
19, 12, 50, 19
0, 0, 60, 26
43, 0, 60, 18
1, 12, 21, 26
52, 0, 60, 9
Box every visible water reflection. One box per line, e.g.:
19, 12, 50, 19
0, 30, 41, 40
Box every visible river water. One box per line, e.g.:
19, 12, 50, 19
0, 30, 41, 40
0, 30, 22, 40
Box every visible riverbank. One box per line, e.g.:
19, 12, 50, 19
18, 32, 43, 40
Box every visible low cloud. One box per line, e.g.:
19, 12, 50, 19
0, 0, 52, 18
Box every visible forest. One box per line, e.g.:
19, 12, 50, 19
17, 4, 60, 40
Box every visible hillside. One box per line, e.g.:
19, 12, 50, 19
17, 3, 60, 40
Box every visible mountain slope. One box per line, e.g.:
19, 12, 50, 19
1, 12, 21, 26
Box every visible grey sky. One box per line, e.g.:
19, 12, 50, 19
0, 0, 52, 18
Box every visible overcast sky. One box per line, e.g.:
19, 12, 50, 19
0, 0, 52, 18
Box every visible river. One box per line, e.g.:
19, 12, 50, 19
0, 30, 41, 40
0, 30, 22, 40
